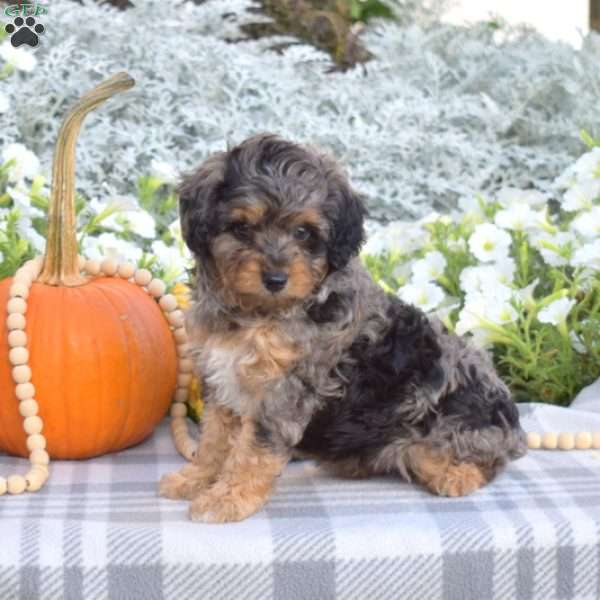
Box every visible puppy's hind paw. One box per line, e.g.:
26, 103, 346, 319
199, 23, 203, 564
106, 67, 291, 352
158, 471, 189, 500
188, 487, 267, 523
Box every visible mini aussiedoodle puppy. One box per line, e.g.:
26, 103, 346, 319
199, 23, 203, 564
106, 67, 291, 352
159, 134, 526, 523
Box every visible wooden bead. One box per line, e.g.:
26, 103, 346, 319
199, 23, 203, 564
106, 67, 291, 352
167, 310, 184, 328
173, 328, 187, 344
177, 373, 192, 387
575, 432, 592, 450
542, 433, 558, 450
24, 257, 43, 276
26, 434, 46, 451
159, 294, 178, 312
9, 282, 30, 299
558, 432, 575, 450
7, 475, 26, 495
7, 297, 27, 315
0, 477, 6, 496
28, 464, 48, 476
14, 269, 34, 285
118, 262, 136, 279
12, 365, 32, 384
526, 432, 541, 450
29, 448, 50, 465
15, 382, 35, 400
19, 399, 39, 418
134, 268, 152, 286
23, 416, 43, 435
177, 343, 190, 358
100, 258, 118, 276
592, 433, 600, 449
8, 329, 27, 348
175, 388, 189, 403
171, 403, 188, 417
179, 358, 193, 373
147, 279, 166, 298
85, 259, 101, 275
19, 265, 39, 280
26, 468, 48, 492
9, 347, 29, 366
7, 313, 26, 330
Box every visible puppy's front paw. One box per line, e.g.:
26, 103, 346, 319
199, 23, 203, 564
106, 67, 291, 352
188, 485, 267, 523
159, 470, 214, 501
434, 463, 487, 497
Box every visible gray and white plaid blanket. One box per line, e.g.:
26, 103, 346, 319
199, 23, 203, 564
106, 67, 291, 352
1, 400, 600, 600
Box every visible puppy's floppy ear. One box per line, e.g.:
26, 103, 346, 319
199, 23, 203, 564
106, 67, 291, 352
178, 152, 227, 257
323, 171, 368, 271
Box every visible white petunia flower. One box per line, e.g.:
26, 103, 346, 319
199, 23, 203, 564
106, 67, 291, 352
0, 92, 8, 114
411, 250, 447, 283
562, 180, 600, 212
455, 295, 518, 340
570, 331, 587, 354
494, 203, 535, 231
447, 237, 467, 252
553, 164, 578, 190
151, 240, 193, 279
571, 147, 600, 181
459, 261, 515, 300
7, 184, 44, 218
83, 233, 143, 263
0, 42, 37, 72
150, 159, 179, 185
514, 279, 539, 308
96, 196, 157, 239
528, 207, 558, 233
570, 206, 600, 240
538, 297, 576, 326
496, 188, 547, 208
397, 281, 445, 313
456, 195, 485, 222
431, 298, 460, 329
571, 240, 600, 271
1, 144, 41, 183
530, 231, 576, 267
391, 261, 412, 286
362, 221, 426, 256
13, 213, 45, 252
123, 210, 156, 239
468, 223, 512, 262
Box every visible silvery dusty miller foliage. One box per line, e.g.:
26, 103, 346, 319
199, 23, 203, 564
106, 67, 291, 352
0, 0, 599, 220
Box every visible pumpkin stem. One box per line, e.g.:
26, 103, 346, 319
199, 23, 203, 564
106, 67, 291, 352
37, 72, 136, 286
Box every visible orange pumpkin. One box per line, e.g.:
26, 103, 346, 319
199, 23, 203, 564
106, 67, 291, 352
0, 74, 177, 460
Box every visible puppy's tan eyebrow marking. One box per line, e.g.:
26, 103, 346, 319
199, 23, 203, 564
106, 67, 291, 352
287, 208, 326, 232
230, 204, 267, 225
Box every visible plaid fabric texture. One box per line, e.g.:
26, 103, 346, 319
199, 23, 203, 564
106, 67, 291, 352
1, 404, 599, 600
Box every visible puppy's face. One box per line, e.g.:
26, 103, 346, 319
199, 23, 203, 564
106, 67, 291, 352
179, 135, 366, 312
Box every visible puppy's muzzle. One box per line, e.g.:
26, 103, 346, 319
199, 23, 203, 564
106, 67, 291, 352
262, 271, 288, 293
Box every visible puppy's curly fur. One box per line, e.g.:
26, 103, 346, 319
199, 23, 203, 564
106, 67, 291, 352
159, 134, 526, 523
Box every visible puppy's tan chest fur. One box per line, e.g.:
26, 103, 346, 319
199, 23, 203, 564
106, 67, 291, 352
198, 323, 303, 415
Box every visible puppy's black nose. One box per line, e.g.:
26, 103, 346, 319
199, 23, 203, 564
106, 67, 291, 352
262, 271, 288, 293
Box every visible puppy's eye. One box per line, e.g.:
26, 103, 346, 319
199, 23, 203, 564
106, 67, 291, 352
294, 226, 312, 242
229, 222, 252, 241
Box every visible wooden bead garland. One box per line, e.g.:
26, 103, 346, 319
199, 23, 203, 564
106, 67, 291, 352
527, 431, 600, 450
2, 253, 197, 497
